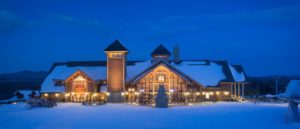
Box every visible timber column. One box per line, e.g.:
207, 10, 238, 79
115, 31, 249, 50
104, 40, 128, 103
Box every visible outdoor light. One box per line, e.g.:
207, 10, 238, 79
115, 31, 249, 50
196, 92, 200, 95
216, 91, 220, 95
134, 92, 140, 95
224, 91, 229, 95
202, 92, 206, 95
125, 92, 128, 95
139, 89, 145, 92
184, 92, 189, 96
121, 92, 125, 96
106, 92, 110, 96
55, 93, 59, 97
71, 92, 75, 95
93, 93, 97, 97
128, 88, 135, 92
209, 92, 214, 95
44, 93, 48, 97
65, 93, 70, 97
170, 89, 174, 92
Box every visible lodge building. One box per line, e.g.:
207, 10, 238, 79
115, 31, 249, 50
41, 40, 247, 104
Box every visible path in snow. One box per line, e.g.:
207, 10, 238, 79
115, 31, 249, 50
0, 102, 299, 129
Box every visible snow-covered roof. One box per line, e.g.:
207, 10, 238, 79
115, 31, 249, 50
126, 60, 152, 81
41, 65, 106, 92
229, 65, 246, 82
171, 61, 226, 86
284, 80, 300, 97
42, 60, 246, 92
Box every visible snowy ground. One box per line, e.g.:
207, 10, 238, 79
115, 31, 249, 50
0, 102, 299, 129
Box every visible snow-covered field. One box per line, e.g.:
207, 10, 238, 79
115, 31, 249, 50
0, 102, 299, 129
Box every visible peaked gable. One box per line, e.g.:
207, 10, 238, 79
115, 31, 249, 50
104, 40, 128, 51
128, 60, 204, 87
151, 44, 171, 56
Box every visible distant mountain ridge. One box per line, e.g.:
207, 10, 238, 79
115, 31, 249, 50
0, 70, 47, 80
0, 70, 48, 100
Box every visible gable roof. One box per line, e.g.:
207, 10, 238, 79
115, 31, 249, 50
171, 61, 228, 86
42, 59, 247, 92
128, 60, 203, 87
151, 44, 171, 56
41, 66, 107, 92
104, 40, 128, 51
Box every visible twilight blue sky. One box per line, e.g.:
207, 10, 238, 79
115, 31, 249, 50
0, 0, 300, 76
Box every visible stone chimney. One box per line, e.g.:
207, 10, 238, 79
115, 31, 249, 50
173, 44, 180, 63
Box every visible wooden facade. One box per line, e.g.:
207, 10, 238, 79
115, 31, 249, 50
41, 41, 247, 105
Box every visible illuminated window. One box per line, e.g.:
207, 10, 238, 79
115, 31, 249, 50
205, 93, 210, 99
109, 52, 123, 58
73, 75, 87, 92
158, 74, 165, 82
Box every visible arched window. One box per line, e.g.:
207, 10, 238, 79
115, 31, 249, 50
73, 75, 87, 92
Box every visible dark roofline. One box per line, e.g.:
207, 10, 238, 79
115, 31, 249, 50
104, 40, 128, 52
151, 44, 171, 56
232, 65, 248, 81
212, 61, 235, 82
47, 60, 144, 74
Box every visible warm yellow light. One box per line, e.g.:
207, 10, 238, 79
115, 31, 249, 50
209, 92, 214, 95
134, 92, 140, 95
128, 88, 135, 92
205, 93, 210, 99
216, 91, 220, 95
121, 92, 125, 96
93, 93, 97, 97
125, 92, 128, 95
44, 93, 48, 97
196, 92, 200, 95
65, 93, 70, 97
55, 93, 59, 97
106, 92, 110, 96
74, 75, 86, 81
224, 91, 229, 95
184, 92, 189, 96
85, 92, 89, 96
71, 92, 75, 95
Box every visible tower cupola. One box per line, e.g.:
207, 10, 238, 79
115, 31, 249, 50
104, 40, 128, 102
151, 44, 171, 63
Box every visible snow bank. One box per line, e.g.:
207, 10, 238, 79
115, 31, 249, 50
0, 102, 299, 129
284, 80, 300, 97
